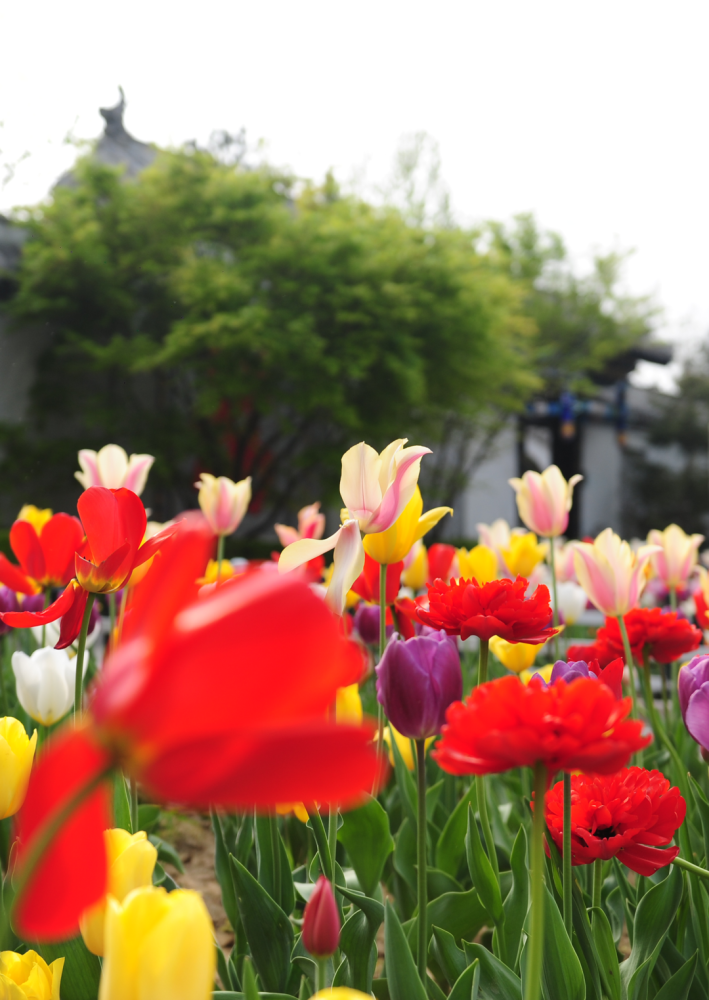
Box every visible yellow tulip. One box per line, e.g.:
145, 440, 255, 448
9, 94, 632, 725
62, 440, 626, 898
0, 950, 63, 999
312, 990, 374, 999
489, 635, 546, 674
520, 664, 554, 685
401, 540, 428, 590
335, 685, 363, 725
99, 886, 214, 1000
457, 544, 497, 583
501, 532, 547, 578
363, 487, 452, 565
17, 506, 53, 535
276, 802, 310, 823
381, 725, 434, 770
80, 829, 158, 956
196, 558, 236, 586
0, 719, 36, 820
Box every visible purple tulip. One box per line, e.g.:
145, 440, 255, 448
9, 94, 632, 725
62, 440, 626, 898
376, 630, 462, 740
550, 659, 595, 685
0, 587, 19, 636
353, 604, 393, 646
19, 593, 45, 614
678, 655, 709, 750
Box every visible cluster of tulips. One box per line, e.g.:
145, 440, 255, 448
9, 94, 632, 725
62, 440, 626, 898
1, 442, 709, 999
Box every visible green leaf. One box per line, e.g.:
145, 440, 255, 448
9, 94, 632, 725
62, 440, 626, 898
389, 726, 418, 829
605, 885, 624, 946
36, 937, 101, 1000
255, 816, 295, 915
234, 813, 253, 867
394, 818, 417, 893
384, 900, 428, 1000
137, 803, 161, 832
306, 808, 332, 882
654, 952, 698, 1000
502, 825, 528, 970
425, 971, 448, 1000
212, 811, 238, 931
463, 942, 522, 1000
569, 882, 603, 1000
427, 868, 463, 900
448, 960, 480, 1000
337, 884, 383, 994
620, 866, 683, 996
230, 856, 294, 994
211, 993, 297, 999
430, 925, 466, 988
427, 889, 488, 947
590, 907, 621, 1000
149, 833, 184, 873
536, 883, 585, 1000
436, 782, 477, 878
371, 980, 392, 1000
241, 956, 259, 1000
689, 776, 709, 866
426, 779, 444, 822
338, 794, 394, 896
465, 804, 503, 924
113, 773, 132, 833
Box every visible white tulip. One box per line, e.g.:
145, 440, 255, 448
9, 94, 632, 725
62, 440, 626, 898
553, 581, 589, 626
12, 647, 87, 726
31, 615, 101, 652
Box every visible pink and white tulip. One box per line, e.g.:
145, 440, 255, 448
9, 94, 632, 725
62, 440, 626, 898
274, 502, 327, 548
573, 528, 661, 617
75, 444, 154, 496
647, 524, 704, 590
279, 438, 430, 613
508, 465, 583, 538
552, 539, 580, 583
195, 473, 252, 537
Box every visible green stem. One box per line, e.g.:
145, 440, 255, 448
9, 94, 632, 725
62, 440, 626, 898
549, 539, 560, 661
310, 805, 333, 882
670, 585, 677, 611
216, 534, 225, 584
130, 777, 139, 833
108, 592, 116, 643
525, 762, 547, 1000
476, 774, 500, 883
617, 615, 640, 759
641, 649, 662, 744
316, 957, 327, 992
73, 593, 96, 721
477, 638, 489, 688
673, 855, 709, 880
375, 561, 388, 795
592, 858, 603, 911
562, 772, 572, 935
10, 765, 113, 924
270, 814, 282, 906
641, 652, 689, 802
416, 738, 428, 986
328, 804, 338, 890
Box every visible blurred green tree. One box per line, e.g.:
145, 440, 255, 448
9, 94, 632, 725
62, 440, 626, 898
1, 150, 535, 531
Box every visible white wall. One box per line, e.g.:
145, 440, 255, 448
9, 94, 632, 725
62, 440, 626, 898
579, 422, 623, 536
448, 422, 519, 539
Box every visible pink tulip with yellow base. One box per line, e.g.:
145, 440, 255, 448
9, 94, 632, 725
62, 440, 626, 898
509, 465, 583, 539
647, 523, 704, 596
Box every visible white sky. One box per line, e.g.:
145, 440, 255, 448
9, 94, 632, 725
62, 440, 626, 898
2, 0, 708, 391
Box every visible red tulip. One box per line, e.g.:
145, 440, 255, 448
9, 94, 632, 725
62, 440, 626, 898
543, 767, 685, 875
12, 517, 383, 941
417, 575, 559, 644
427, 543, 457, 584
0, 513, 84, 595
350, 553, 417, 639
0, 488, 175, 648
434, 674, 650, 777
595, 608, 702, 664
302, 876, 341, 958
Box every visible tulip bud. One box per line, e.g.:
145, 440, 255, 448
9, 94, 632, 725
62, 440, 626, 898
99, 886, 214, 999
80, 829, 158, 956
0, 950, 64, 997
195, 473, 252, 536
12, 647, 86, 726
303, 876, 341, 959
0, 718, 36, 819
376, 631, 462, 741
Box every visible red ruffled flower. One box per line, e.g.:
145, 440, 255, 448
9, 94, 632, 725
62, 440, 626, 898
695, 590, 709, 630
434, 675, 650, 776
566, 640, 617, 668
0, 513, 84, 595
596, 608, 701, 664
544, 767, 685, 875
13, 516, 383, 941
0, 488, 176, 648
417, 576, 558, 644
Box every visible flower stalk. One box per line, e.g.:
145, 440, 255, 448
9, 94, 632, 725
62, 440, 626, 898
375, 561, 387, 795
74, 593, 96, 720
592, 858, 603, 911
525, 761, 547, 1000
416, 738, 428, 985
549, 540, 560, 662
563, 772, 572, 935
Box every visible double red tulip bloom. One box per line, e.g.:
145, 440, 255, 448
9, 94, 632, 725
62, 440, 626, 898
417, 575, 558, 644
13, 517, 382, 941
544, 767, 685, 875
0, 487, 174, 648
595, 608, 702, 664
0, 512, 83, 595
434, 675, 650, 777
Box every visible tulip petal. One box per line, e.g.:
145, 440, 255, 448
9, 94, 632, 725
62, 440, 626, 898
616, 843, 679, 877
278, 530, 340, 573
413, 506, 453, 544
137, 719, 382, 809
13, 727, 112, 941
123, 454, 155, 496
77, 487, 146, 568
96, 444, 129, 490
685, 686, 709, 750
340, 442, 385, 523
40, 513, 85, 586
0, 554, 37, 596
326, 521, 365, 615
131, 523, 178, 570
0, 581, 78, 629
274, 524, 300, 548
75, 449, 100, 490
10, 521, 46, 583
56, 584, 89, 650
367, 446, 431, 533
